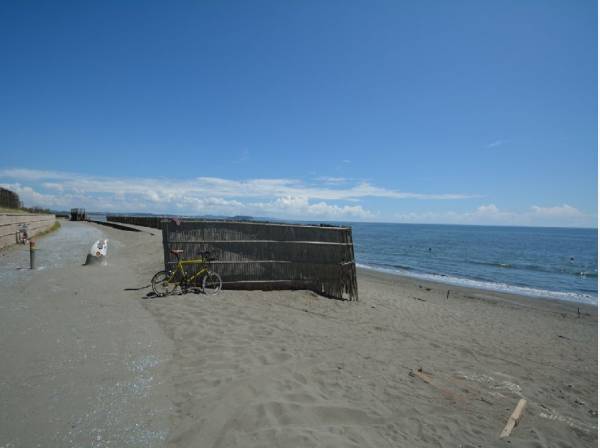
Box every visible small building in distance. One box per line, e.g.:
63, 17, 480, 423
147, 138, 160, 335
70, 208, 87, 221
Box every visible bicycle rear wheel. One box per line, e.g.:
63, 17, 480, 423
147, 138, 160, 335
151, 270, 176, 296
202, 271, 222, 295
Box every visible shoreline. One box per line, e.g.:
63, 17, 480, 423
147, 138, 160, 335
357, 266, 598, 317
357, 263, 598, 307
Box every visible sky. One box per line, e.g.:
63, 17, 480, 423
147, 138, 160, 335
0, 0, 597, 227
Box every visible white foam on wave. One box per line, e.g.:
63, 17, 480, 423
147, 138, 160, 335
356, 263, 598, 306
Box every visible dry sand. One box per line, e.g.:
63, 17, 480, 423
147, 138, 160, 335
0, 221, 597, 447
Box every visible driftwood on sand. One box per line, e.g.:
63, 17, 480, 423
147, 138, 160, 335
500, 398, 527, 438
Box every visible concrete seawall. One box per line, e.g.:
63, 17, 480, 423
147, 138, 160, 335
0, 214, 57, 250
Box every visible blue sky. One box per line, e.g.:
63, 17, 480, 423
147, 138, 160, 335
0, 0, 597, 227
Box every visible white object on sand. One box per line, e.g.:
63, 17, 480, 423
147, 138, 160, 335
84, 239, 108, 265
91, 239, 108, 257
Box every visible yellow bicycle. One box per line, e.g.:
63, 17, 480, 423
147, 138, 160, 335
151, 250, 222, 296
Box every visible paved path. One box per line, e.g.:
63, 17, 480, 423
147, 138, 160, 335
0, 221, 174, 448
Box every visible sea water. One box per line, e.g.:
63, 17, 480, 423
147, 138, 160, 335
57, 216, 597, 305
348, 223, 597, 305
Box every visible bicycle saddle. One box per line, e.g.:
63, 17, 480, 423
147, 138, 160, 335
170, 249, 184, 255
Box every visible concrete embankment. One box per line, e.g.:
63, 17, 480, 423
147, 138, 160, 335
0, 213, 56, 249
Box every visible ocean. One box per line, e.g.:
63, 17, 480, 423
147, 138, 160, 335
86, 214, 597, 305
348, 223, 597, 305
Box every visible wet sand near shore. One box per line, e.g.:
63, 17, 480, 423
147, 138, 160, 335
0, 222, 597, 447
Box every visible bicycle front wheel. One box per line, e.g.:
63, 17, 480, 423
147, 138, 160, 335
202, 271, 222, 295
151, 270, 176, 297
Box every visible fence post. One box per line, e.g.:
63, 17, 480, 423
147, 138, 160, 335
29, 240, 36, 269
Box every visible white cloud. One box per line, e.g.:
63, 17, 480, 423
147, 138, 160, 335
0, 168, 475, 220
250, 196, 374, 219
394, 203, 595, 227
486, 139, 506, 149
530, 204, 585, 218
315, 176, 350, 185
2, 167, 594, 227
2, 168, 594, 227
475, 204, 499, 214
2, 183, 62, 207
41, 182, 65, 191
471, 203, 515, 222
0, 168, 68, 181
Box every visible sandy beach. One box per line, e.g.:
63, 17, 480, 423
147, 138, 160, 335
0, 221, 597, 447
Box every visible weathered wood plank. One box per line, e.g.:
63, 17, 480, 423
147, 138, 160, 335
500, 399, 527, 438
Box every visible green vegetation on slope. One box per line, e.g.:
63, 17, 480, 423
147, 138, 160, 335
33, 220, 61, 239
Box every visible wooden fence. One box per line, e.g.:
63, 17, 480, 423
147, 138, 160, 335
161, 219, 358, 301
70, 208, 87, 221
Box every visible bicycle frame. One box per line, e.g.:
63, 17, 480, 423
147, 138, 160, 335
167, 257, 209, 286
